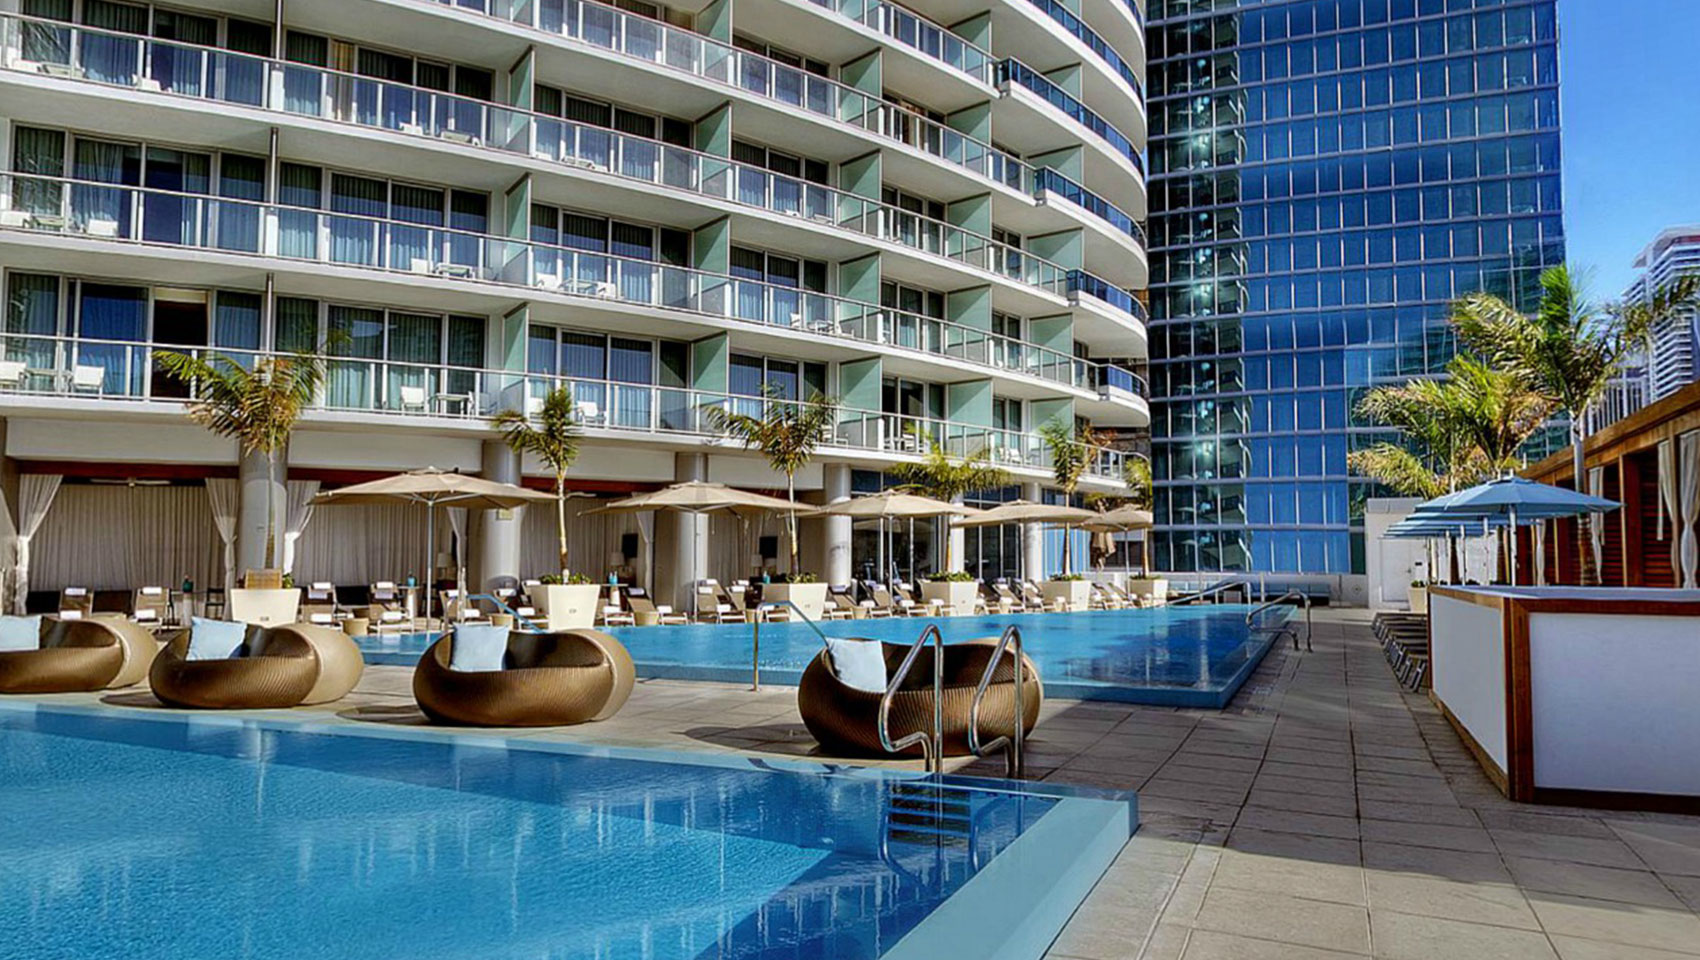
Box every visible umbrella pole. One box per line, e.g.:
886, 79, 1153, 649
423, 503, 434, 626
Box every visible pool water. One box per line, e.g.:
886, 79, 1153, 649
0, 703, 1132, 960
360, 605, 1289, 707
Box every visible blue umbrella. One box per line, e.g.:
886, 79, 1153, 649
1414, 477, 1620, 583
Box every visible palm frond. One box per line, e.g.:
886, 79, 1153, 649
491, 387, 582, 475
1347, 444, 1447, 499
890, 432, 1011, 501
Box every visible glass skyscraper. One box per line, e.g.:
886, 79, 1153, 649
1145, 0, 1564, 577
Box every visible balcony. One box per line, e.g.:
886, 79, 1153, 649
1019, 0, 1143, 100
0, 14, 1144, 282
0, 333, 1132, 482
802, 0, 994, 86
996, 59, 1144, 175
0, 174, 1141, 391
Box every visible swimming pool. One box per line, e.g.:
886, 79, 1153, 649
360, 605, 1288, 708
0, 701, 1132, 960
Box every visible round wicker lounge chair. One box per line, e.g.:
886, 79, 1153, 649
0, 615, 160, 694
412, 629, 635, 727
149, 623, 365, 709
797, 638, 1042, 758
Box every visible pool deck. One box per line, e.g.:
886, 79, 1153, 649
27, 608, 1700, 958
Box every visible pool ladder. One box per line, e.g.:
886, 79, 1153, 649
877, 623, 1028, 778
1247, 590, 1313, 651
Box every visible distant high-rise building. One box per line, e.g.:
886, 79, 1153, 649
1145, 0, 1565, 577
1626, 227, 1700, 403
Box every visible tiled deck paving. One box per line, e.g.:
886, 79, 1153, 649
42, 608, 1700, 958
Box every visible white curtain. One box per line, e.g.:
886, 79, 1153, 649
1681, 430, 1700, 590
293, 503, 431, 586
1588, 466, 1606, 579
447, 507, 467, 581
1533, 520, 1547, 586
280, 480, 321, 576
1659, 437, 1680, 577
14, 474, 61, 613
206, 478, 239, 590
33, 485, 222, 593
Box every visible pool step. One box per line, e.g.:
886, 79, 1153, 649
883, 782, 977, 850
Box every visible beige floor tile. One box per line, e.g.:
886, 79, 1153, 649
1526, 893, 1700, 954
1504, 857, 1687, 909
1193, 888, 1371, 955
1361, 840, 1513, 884
1235, 807, 1362, 841
1180, 929, 1368, 959
1212, 849, 1367, 906
1608, 821, 1700, 877
1364, 872, 1539, 929
1244, 788, 1360, 819
1355, 799, 1475, 826
1359, 819, 1497, 853
1550, 934, 1700, 959
1369, 911, 1558, 960
1490, 830, 1648, 870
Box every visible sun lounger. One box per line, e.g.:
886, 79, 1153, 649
412, 628, 633, 726
0, 616, 160, 693
132, 586, 168, 626
149, 623, 364, 709
624, 587, 687, 625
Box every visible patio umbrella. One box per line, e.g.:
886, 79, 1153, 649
955, 500, 1101, 581
1414, 477, 1619, 585
593, 481, 814, 596
814, 491, 980, 585
312, 468, 554, 620
1083, 506, 1155, 576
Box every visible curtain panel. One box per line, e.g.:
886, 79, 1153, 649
13, 474, 62, 613
1681, 431, 1700, 590
281, 480, 321, 575
205, 478, 239, 589
32, 484, 221, 594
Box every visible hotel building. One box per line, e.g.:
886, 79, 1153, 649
0, 0, 1149, 608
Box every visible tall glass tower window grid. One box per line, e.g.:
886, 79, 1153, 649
1145, 0, 1564, 576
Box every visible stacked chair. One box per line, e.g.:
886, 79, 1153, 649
1375, 612, 1430, 690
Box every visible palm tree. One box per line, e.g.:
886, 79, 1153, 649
491, 387, 582, 579
1452, 265, 1696, 579
890, 432, 1011, 571
1038, 421, 1103, 575
701, 386, 839, 577
1122, 454, 1153, 510
157, 349, 326, 571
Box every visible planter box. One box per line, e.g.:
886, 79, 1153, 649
1127, 577, 1168, 606
1408, 585, 1428, 614
764, 582, 829, 621
1042, 580, 1092, 612
228, 588, 300, 627
530, 583, 602, 631
920, 580, 978, 616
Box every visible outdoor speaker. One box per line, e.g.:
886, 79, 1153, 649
620, 533, 638, 559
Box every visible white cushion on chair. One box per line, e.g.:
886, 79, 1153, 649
825, 637, 887, 694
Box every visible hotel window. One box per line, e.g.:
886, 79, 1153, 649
729, 246, 826, 326
269, 162, 487, 269
879, 281, 945, 351
881, 186, 946, 254
731, 139, 830, 216
729, 353, 826, 414
534, 86, 693, 148
526, 328, 687, 428
281, 30, 495, 129
275, 299, 483, 410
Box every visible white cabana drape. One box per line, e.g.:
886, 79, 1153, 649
1533, 520, 1547, 586
206, 478, 239, 590
13, 475, 61, 613
447, 507, 467, 578
280, 480, 320, 576
1588, 466, 1606, 580
292, 503, 431, 586
1680, 430, 1700, 589
1658, 438, 1678, 539
33, 485, 222, 593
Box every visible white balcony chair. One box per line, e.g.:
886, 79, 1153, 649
600, 604, 635, 627
70, 365, 104, 395
84, 218, 119, 238
0, 360, 27, 390
576, 400, 604, 427
0, 210, 30, 229
397, 385, 428, 413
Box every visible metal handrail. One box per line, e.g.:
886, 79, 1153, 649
1169, 577, 1245, 605
1247, 590, 1313, 652
467, 592, 545, 632
879, 623, 945, 773
751, 598, 827, 691
966, 624, 1027, 778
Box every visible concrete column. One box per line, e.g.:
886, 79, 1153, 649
1022, 481, 1044, 581
655, 452, 709, 610
817, 462, 851, 585
236, 445, 286, 578
948, 502, 966, 574
473, 440, 522, 592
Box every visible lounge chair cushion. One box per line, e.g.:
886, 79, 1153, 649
448, 623, 510, 673
186, 617, 249, 661
0, 615, 40, 652
825, 636, 886, 694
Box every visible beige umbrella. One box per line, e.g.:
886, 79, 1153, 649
592, 481, 815, 595
1084, 506, 1155, 575
815, 492, 981, 584
312, 467, 554, 618
955, 500, 1101, 581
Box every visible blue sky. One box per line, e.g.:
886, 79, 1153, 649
1560, 0, 1700, 296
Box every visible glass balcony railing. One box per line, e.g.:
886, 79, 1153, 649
0, 173, 1139, 390
0, 332, 1132, 477
1033, 168, 1145, 247
517, 0, 1032, 191
803, 0, 994, 85
996, 60, 1144, 175
1067, 269, 1147, 324
1020, 0, 1143, 99
0, 15, 1144, 285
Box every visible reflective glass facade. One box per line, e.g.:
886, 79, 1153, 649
1145, 0, 1564, 575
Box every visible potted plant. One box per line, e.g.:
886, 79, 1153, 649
1039, 422, 1100, 610
158, 347, 326, 624
920, 570, 978, 616
491, 387, 600, 629
762, 571, 829, 620
1408, 578, 1429, 614
703, 385, 839, 587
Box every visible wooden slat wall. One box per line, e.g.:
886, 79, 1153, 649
1635, 450, 1680, 588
